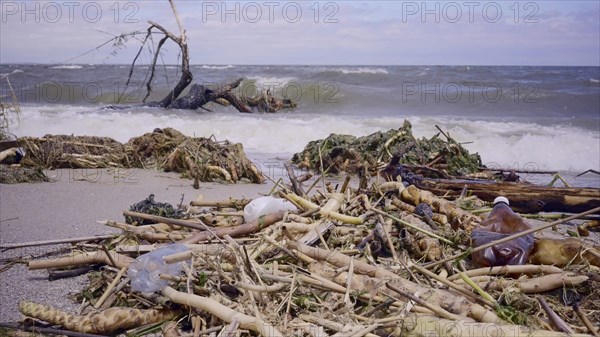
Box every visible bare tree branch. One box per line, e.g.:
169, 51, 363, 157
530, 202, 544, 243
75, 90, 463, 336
143, 35, 169, 103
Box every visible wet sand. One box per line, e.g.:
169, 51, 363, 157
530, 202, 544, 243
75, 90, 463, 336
0, 168, 272, 322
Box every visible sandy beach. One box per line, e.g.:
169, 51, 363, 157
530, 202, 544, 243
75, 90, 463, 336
0, 168, 273, 322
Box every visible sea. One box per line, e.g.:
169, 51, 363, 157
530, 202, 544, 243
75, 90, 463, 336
1, 64, 599, 187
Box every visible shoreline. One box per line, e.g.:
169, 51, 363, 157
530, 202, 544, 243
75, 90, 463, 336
0, 168, 273, 322
0, 144, 598, 321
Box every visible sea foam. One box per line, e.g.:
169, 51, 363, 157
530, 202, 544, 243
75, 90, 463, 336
12, 105, 599, 173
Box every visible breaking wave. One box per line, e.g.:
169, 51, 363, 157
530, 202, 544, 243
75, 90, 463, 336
11, 105, 599, 173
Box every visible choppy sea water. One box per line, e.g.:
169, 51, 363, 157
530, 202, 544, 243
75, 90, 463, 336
1, 64, 599, 186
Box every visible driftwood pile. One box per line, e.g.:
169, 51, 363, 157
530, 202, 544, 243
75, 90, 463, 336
292, 120, 482, 177
3, 174, 600, 337
10, 127, 264, 184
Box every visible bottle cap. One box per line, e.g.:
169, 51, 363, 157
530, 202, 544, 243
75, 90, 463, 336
494, 196, 509, 206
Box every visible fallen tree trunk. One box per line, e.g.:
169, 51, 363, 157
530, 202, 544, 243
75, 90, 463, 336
414, 179, 600, 213
168, 79, 251, 112
167, 79, 296, 112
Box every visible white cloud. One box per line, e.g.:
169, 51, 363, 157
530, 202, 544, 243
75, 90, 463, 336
1, 1, 598, 65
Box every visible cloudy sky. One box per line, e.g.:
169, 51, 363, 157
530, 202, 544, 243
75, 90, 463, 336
1, 1, 599, 65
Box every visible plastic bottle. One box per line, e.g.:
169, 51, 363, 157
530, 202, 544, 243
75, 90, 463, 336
471, 196, 534, 267
128, 244, 190, 293
243, 196, 298, 223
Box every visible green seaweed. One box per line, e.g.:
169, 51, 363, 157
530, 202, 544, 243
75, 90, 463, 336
292, 120, 481, 177
126, 194, 183, 225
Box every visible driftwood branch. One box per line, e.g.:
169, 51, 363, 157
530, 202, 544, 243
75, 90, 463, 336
143, 35, 169, 103
415, 178, 600, 213
168, 79, 251, 112
145, 20, 191, 108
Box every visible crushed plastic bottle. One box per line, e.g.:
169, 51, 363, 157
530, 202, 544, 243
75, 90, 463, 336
128, 244, 190, 293
243, 196, 297, 223
471, 196, 534, 267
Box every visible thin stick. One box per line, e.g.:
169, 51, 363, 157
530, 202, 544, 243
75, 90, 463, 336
306, 164, 334, 195
189, 199, 251, 208
123, 210, 210, 231
482, 167, 558, 175
385, 282, 468, 321
363, 298, 395, 317
426, 206, 600, 269
538, 298, 574, 334
0, 234, 117, 250
287, 193, 363, 225
410, 264, 494, 308
101, 245, 117, 268
315, 227, 330, 250
48, 266, 97, 281
285, 162, 306, 197
168, 0, 185, 40
372, 208, 454, 245
0, 322, 107, 337
94, 267, 127, 309
379, 219, 399, 262
344, 257, 354, 306
446, 264, 562, 282
178, 213, 284, 244
573, 303, 600, 337
396, 256, 421, 285
284, 273, 297, 329
340, 175, 352, 194
459, 272, 496, 304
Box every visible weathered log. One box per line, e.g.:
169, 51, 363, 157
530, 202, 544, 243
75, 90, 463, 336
414, 179, 600, 213
168, 79, 252, 112
168, 79, 296, 113
178, 212, 285, 244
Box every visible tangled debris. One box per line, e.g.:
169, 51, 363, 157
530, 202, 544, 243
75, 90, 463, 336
0, 166, 48, 184
292, 120, 482, 177
5, 173, 599, 337
13, 128, 264, 184
125, 194, 184, 225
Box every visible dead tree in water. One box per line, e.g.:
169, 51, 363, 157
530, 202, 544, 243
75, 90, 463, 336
121, 0, 295, 113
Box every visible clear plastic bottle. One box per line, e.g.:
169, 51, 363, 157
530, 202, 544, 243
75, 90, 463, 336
471, 196, 534, 267
128, 244, 190, 293
243, 196, 297, 223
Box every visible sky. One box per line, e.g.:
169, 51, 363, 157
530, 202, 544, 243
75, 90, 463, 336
1, 0, 599, 66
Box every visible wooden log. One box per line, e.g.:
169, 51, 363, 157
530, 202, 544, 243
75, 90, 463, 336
178, 212, 285, 244
0, 140, 19, 152
123, 210, 211, 231
29, 250, 133, 270
415, 179, 600, 213
190, 198, 251, 208
0, 235, 117, 250
168, 80, 251, 112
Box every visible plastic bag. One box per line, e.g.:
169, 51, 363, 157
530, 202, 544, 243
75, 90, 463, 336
128, 244, 190, 293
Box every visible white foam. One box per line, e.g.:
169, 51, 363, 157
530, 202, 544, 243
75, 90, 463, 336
11, 105, 600, 173
412, 118, 600, 172
200, 65, 235, 70
246, 76, 296, 87
49, 65, 83, 70
338, 67, 389, 75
